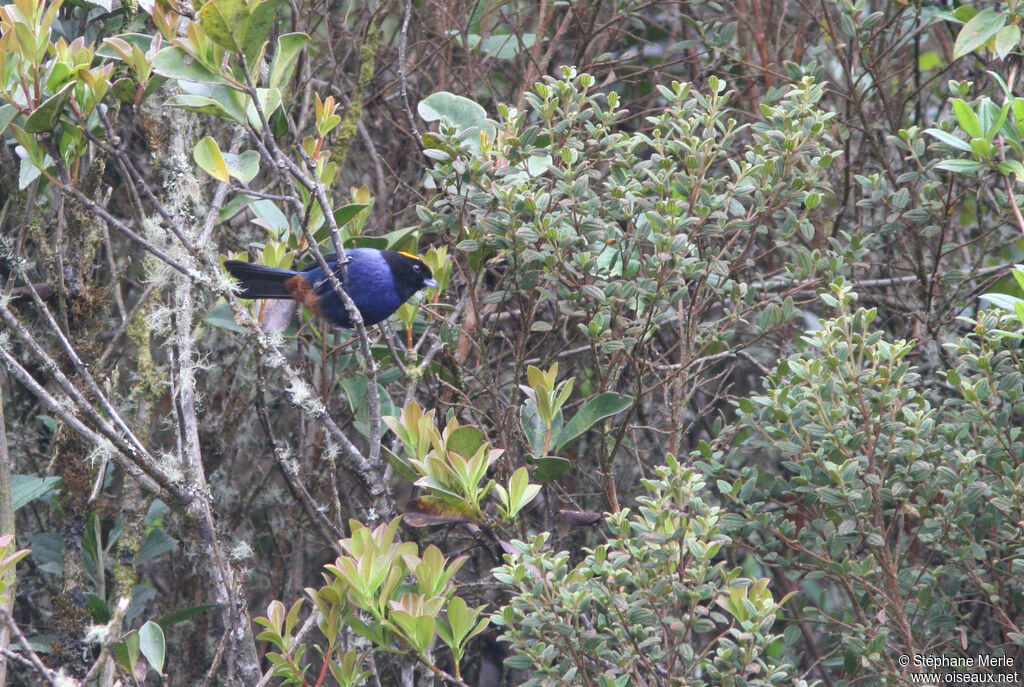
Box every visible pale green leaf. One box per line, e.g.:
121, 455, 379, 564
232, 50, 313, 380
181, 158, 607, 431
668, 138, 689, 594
995, 24, 1021, 59
953, 10, 1005, 60
194, 136, 229, 182
138, 621, 165, 674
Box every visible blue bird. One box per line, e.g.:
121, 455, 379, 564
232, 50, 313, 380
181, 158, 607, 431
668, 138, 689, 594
224, 248, 437, 328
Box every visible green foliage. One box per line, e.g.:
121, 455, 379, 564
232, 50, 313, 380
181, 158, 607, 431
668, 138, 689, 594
254, 518, 487, 684
705, 281, 1024, 685
940, 4, 1023, 61
384, 400, 541, 526
422, 67, 839, 326
11, 474, 60, 510
924, 85, 1024, 179
980, 265, 1024, 332
414, 66, 847, 519
519, 363, 633, 482
193, 135, 261, 182
493, 455, 805, 687
114, 620, 165, 676
0, 0, 114, 186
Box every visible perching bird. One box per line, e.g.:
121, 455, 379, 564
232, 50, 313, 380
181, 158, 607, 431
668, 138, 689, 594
223, 248, 437, 328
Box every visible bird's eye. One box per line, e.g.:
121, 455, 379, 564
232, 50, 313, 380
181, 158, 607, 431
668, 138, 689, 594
413, 264, 421, 272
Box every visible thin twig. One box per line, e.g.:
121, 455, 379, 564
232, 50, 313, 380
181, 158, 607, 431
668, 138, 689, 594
0, 311, 172, 495
398, 0, 421, 143
96, 283, 157, 369
0, 606, 62, 687
255, 364, 345, 545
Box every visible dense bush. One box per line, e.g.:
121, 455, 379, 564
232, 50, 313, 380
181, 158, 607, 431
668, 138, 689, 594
708, 283, 1024, 685
493, 455, 805, 687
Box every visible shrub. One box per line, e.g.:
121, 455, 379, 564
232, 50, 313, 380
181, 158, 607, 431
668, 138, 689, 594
493, 455, 806, 687
705, 282, 1024, 685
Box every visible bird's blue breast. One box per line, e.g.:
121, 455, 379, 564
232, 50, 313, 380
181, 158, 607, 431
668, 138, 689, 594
304, 248, 402, 326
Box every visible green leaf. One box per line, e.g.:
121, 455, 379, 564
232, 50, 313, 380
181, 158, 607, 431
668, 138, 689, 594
952, 5, 977, 23
248, 201, 291, 241
951, 99, 982, 138
418, 91, 487, 129
997, 159, 1024, 180
247, 88, 282, 129
994, 24, 1021, 59
0, 104, 17, 135
446, 425, 484, 458
24, 82, 75, 133
165, 89, 247, 123
532, 456, 572, 483
918, 50, 942, 71
140, 76, 169, 105
156, 604, 216, 628
204, 302, 246, 332
194, 136, 229, 182
198, 0, 249, 52
27, 533, 62, 574
953, 9, 1005, 60
242, 0, 279, 66
138, 621, 166, 674
923, 128, 972, 152
403, 495, 479, 527
333, 203, 369, 227
556, 393, 633, 451
969, 136, 994, 158
980, 292, 1024, 311
12, 475, 60, 510
985, 102, 1011, 141
350, 235, 388, 250
384, 446, 419, 483
1013, 99, 1024, 138
136, 528, 178, 562
503, 467, 540, 518
126, 587, 158, 625
18, 155, 48, 189
86, 593, 110, 623
152, 46, 230, 84
222, 149, 261, 183
111, 78, 137, 103
389, 612, 436, 654
268, 33, 309, 90
519, 399, 546, 457
339, 376, 397, 438
439, 596, 488, 653
1012, 267, 1024, 292
423, 148, 451, 161
935, 159, 984, 173
476, 33, 535, 60
96, 32, 154, 59
114, 630, 140, 673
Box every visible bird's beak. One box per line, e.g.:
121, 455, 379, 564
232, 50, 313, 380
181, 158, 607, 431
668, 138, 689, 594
424, 278, 438, 288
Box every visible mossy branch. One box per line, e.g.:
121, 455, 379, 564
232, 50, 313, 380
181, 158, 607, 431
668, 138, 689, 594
329, 19, 381, 172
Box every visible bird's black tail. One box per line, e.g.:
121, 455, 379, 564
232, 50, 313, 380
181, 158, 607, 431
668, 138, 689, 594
223, 261, 298, 299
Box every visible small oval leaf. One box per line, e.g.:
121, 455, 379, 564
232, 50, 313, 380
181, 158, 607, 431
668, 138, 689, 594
995, 23, 1021, 59
532, 456, 572, 483
194, 136, 229, 182
138, 621, 165, 674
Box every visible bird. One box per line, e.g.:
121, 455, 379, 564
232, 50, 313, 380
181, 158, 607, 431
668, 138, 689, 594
223, 248, 437, 328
